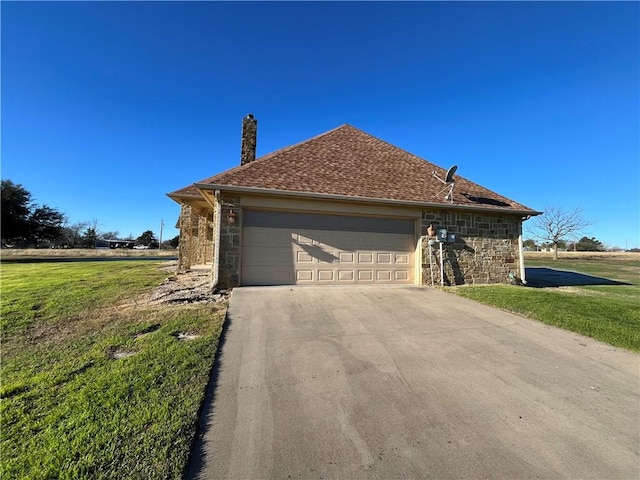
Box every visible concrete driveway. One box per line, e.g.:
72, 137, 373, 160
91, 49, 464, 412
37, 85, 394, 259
188, 286, 639, 479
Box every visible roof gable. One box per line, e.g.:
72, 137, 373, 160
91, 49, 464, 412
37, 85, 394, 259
169, 125, 536, 214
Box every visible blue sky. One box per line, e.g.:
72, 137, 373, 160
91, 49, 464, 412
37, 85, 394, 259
2, 1, 638, 248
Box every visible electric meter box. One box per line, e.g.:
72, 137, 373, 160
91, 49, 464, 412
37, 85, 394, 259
436, 229, 447, 242
447, 233, 456, 243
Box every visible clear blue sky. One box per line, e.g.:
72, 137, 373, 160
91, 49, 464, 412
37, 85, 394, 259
2, 1, 638, 248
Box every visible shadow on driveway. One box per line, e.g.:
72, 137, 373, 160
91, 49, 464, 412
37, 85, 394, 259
184, 309, 233, 480
525, 267, 631, 288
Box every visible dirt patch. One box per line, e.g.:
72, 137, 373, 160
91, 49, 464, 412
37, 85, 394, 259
135, 262, 230, 306
106, 347, 137, 360
171, 331, 201, 341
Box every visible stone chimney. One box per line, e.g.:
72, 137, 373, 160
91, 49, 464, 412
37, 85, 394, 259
240, 114, 257, 166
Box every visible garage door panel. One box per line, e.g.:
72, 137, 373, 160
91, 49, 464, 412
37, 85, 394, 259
395, 253, 410, 264
376, 270, 392, 281
296, 251, 314, 263
374, 238, 391, 249
314, 231, 337, 246
338, 233, 355, 248
245, 227, 293, 245
338, 270, 355, 281
295, 234, 315, 245
298, 245, 338, 264
242, 212, 415, 286
339, 252, 354, 263
317, 270, 335, 281
358, 252, 374, 263
395, 271, 409, 280
247, 267, 294, 285
377, 253, 392, 264
358, 271, 374, 281
243, 247, 291, 266
357, 237, 374, 249
296, 270, 313, 281
244, 210, 413, 234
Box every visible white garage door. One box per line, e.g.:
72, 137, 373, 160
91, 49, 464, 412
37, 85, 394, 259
241, 210, 415, 286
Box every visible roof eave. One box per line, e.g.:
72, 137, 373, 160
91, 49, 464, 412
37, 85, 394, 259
166, 191, 204, 203
194, 183, 541, 217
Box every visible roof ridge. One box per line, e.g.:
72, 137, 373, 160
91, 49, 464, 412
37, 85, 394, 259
191, 124, 358, 184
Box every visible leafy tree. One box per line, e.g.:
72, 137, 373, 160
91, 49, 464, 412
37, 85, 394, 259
526, 206, 593, 260
137, 230, 158, 248
575, 236, 604, 252
101, 231, 120, 240
1, 180, 32, 243
83, 227, 99, 248
160, 235, 179, 249
29, 205, 66, 244
523, 239, 537, 250
1, 180, 67, 246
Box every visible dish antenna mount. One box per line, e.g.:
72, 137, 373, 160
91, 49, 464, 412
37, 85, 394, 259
432, 165, 458, 203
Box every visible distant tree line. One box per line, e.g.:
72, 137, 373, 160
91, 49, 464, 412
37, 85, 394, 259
1, 180, 179, 249
524, 236, 609, 252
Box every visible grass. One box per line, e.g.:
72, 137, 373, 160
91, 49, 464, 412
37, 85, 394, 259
1, 261, 226, 479
449, 254, 640, 352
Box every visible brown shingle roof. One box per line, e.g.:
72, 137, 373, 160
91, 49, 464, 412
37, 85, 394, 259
168, 183, 201, 199
170, 125, 537, 214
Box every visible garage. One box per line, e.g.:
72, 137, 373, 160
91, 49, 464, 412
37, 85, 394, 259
241, 210, 416, 285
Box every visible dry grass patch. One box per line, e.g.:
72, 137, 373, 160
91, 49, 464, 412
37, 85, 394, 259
525, 251, 639, 261
1, 248, 178, 259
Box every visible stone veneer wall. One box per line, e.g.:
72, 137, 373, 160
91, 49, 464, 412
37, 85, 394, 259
217, 194, 241, 288
178, 204, 195, 271
421, 210, 522, 285
177, 204, 214, 271
193, 212, 214, 265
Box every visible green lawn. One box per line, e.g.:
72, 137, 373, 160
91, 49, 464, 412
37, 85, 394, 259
449, 256, 640, 352
1, 261, 226, 479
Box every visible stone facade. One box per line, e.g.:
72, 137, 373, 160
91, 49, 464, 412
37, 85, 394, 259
177, 204, 214, 271
194, 213, 214, 265
240, 114, 257, 166
217, 194, 241, 288
421, 210, 521, 285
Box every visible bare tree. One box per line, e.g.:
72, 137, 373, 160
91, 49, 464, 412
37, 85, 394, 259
88, 218, 100, 233
527, 206, 593, 260
101, 231, 120, 240
61, 221, 88, 247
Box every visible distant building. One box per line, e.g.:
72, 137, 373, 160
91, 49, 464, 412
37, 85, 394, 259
95, 239, 136, 249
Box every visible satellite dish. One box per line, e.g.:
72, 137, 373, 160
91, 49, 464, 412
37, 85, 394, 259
444, 165, 457, 184
432, 165, 458, 203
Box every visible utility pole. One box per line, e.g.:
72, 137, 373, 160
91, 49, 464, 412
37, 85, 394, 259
159, 220, 164, 250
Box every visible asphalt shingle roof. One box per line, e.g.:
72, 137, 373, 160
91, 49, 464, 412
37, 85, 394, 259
169, 125, 537, 214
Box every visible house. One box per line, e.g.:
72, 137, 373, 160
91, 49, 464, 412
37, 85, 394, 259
167, 115, 540, 287
95, 239, 136, 249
